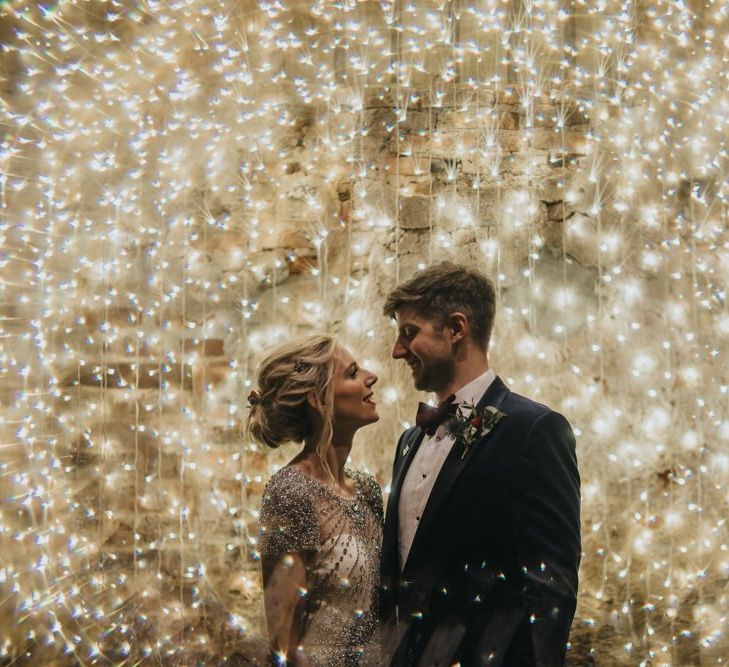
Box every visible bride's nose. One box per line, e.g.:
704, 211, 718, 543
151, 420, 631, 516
366, 372, 377, 387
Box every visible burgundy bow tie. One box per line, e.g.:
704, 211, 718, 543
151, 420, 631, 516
415, 394, 457, 436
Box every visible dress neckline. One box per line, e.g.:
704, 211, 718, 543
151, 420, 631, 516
282, 465, 361, 503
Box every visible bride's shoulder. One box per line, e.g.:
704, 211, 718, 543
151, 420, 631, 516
259, 467, 320, 555
350, 469, 384, 514
260, 467, 318, 528
262, 466, 312, 504
349, 467, 379, 487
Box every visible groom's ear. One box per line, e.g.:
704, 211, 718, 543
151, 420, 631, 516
447, 312, 468, 343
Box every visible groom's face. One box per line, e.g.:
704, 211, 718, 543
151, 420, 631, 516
391, 307, 455, 393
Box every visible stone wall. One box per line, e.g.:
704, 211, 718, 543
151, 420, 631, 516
1, 0, 728, 664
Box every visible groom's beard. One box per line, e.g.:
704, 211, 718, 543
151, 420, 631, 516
413, 356, 455, 393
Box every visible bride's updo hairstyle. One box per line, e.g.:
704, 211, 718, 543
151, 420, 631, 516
246, 334, 336, 461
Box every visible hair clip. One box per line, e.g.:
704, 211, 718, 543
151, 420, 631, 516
293, 360, 310, 373
247, 390, 261, 406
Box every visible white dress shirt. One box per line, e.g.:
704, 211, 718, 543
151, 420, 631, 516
398, 369, 496, 570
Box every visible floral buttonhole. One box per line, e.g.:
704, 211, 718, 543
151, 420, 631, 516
448, 402, 507, 460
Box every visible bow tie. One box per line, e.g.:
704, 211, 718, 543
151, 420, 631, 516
415, 394, 458, 436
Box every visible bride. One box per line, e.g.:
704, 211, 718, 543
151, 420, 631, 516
247, 334, 383, 666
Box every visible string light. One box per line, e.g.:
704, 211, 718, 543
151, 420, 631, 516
1, 0, 727, 663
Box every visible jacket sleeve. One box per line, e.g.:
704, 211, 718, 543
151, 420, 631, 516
509, 410, 581, 666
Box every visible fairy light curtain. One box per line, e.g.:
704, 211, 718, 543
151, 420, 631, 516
1, 0, 727, 663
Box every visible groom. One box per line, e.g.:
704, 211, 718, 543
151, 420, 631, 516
380, 262, 581, 666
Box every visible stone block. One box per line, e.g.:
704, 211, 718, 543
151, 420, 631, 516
391, 130, 480, 159
260, 229, 313, 252
563, 212, 600, 267
288, 255, 318, 275
388, 175, 434, 196
429, 130, 480, 159
533, 176, 568, 202
496, 89, 518, 105
274, 176, 323, 224
65, 362, 194, 390
546, 201, 569, 221
540, 218, 565, 252
399, 197, 433, 230
461, 147, 497, 176
532, 107, 558, 128
527, 128, 554, 151
498, 111, 520, 130
498, 130, 523, 153
502, 249, 598, 339
182, 338, 225, 356
497, 153, 550, 178
384, 155, 431, 176
398, 109, 432, 132
82, 307, 141, 330
388, 132, 426, 156
560, 127, 590, 154
438, 110, 483, 130
193, 360, 233, 396
435, 84, 495, 108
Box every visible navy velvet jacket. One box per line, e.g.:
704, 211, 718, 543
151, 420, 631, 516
380, 376, 581, 667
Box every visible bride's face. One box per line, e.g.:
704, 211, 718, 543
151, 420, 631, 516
331, 345, 379, 430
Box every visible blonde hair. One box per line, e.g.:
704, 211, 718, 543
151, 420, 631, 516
246, 334, 336, 473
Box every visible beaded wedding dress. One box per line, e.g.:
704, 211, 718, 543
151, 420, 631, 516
259, 467, 384, 666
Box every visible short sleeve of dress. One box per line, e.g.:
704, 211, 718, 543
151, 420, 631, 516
355, 471, 384, 527
258, 468, 320, 559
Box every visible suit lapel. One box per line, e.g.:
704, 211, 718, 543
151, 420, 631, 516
382, 426, 426, 575
403, 376, 510, 572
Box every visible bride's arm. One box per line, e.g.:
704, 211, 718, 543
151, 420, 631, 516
262, 552, 313, 666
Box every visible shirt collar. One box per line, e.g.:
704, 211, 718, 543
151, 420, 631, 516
452, 368, 496, 408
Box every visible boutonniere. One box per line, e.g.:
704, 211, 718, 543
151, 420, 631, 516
448, 403, 507, 459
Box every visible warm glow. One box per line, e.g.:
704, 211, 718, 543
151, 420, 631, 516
1, 0, 727, 663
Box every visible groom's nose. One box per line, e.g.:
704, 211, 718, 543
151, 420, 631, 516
392, 337, 407, 359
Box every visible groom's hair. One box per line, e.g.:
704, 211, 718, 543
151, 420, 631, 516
383, 261, 496, 351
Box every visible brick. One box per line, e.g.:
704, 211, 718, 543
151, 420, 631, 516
532, 108, 558, 128
527, 128, 553, 151
560, 127, 589, 154
66, 362, 194, 390
397, 110, 431, 132
438, 110, 484, 129
498, 131, 523, 153
434, 84, 495, 108
82, 307, 141, 329
399, 197, 433, 230
182, 338, 225, 356
540, 218, 565, 252
546, 201, 570, 221
193, 360, 232, 395
498, 112, 520, 130
260, 229, 314, 253
496, 89, 518, 105
389, 176, 433, 196
101, 336, 161, 359
288, 255, 318, 275
384, 155, 431, 176
388, 132, 429, 155
429, 131, 479, 158
363, 107, 396, 130
533, 176, 568, 202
